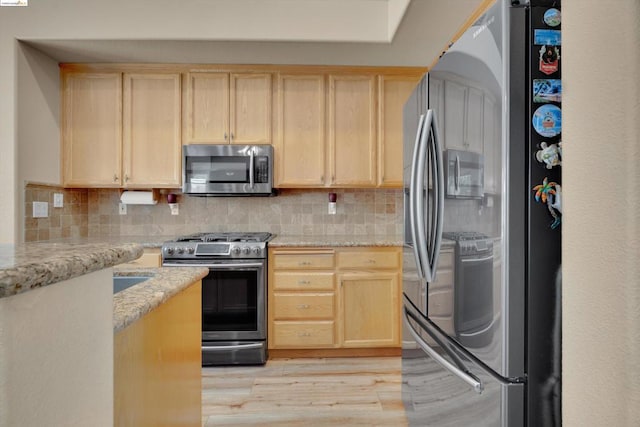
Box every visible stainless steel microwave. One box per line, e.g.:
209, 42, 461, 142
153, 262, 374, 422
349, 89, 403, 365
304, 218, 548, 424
445, 149, 484, 199
182, 144, 274, 196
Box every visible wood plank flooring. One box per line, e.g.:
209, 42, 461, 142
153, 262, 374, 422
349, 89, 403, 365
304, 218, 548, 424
201, 356, 407, 426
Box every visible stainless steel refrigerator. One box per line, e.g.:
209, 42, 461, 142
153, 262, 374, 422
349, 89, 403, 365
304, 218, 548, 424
402, 1, 562, 426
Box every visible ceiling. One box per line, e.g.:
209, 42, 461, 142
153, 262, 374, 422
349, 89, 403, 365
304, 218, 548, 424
23, 0, 483, 67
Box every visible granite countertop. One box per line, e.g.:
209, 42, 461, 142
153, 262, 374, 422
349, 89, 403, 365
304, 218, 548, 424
47, 235, 172, 249
268, 235, 404, 247
113, 266, 208, 333
0, 242, 143, 298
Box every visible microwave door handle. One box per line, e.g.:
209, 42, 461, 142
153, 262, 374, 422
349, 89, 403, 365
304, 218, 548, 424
430, 109, 445, 273
410, 114, 426, 280
416, 111, 434, 282
249, 147, 255, 189
455, 154, 460, 192
403, 303, 484, 393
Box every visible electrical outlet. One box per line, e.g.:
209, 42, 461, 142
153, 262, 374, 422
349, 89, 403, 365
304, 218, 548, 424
119, 203, 127, 215
33, 201, 48, 218
53, 193, 63, 208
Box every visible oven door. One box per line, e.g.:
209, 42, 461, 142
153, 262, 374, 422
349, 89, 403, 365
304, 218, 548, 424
163, 259, 266, 341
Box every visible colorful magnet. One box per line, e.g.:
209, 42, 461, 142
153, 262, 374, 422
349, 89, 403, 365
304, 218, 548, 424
543, 8, 561, 27
533, 178, 562, 229
534, 29, 561, 46
535, 141, 562, 169
539, 45, 560, 75
533, 79, 562, 103
532, 104, 562, 137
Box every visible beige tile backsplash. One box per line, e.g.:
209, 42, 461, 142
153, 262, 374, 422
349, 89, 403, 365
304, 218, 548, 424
24, 183, 88, 242
86, 188, 403, 238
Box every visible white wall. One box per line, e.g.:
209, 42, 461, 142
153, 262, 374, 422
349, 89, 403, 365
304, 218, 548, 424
0, 269, 114, 426
563, 0, 640, 425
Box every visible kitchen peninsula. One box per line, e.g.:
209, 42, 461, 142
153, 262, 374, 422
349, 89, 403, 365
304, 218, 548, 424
0, 242, 207, 426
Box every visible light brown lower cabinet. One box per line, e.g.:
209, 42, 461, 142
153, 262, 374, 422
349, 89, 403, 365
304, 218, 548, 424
114, 280, 202, 426
268, 246, 402, 356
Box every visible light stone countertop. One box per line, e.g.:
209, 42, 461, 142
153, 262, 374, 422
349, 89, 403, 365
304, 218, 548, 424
47, 235, 173, 249
0, 242, 143, 298
268, 235, 404, 247
112, 266, 208, 333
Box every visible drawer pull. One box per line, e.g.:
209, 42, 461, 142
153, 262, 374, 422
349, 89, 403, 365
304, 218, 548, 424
366, 259, 377, 264
296, 304, 311, 309
297, 332, 312, 337
298, 261, 312, 266
298, 280, 311, 285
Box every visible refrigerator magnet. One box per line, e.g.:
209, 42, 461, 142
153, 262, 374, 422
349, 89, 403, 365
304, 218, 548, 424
532, 104, 562, 137
543, 8, 561, 27
533, 178, 562, 229
539, 45, 560, 75
535, 142, 562, 169
533, 79, 562, 103
534, 29, 561, 46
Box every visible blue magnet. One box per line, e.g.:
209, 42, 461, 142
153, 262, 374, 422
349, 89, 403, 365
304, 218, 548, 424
532, 104, 562, 138
544, 8, 561, 27
533, 79, 562, 103
535, 29, 561, 46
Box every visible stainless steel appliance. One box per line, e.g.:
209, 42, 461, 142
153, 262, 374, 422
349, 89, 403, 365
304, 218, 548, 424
402, 1, 562, 426
182, 144, 274, 196
445, 149, 484, 199
162, 232, 273, 365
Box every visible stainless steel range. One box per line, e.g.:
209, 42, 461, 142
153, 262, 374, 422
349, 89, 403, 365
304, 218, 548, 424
162, 232, 273, 365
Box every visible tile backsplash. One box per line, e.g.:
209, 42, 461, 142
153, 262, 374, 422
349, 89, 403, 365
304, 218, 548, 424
24, 183, 88, 242
87, 188, 403, 238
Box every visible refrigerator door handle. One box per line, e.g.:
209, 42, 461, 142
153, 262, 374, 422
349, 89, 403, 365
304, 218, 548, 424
415, 111, 434, 281
404, 302, 484, 394
429, 109, 445, 275
409, 114, 427, 280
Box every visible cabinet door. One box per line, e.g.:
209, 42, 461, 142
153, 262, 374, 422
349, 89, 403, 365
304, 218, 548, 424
483, 94, 499, 194
328, 75, 376, 187
378, 76, 419, 187
123, 73, 182, 187
230, 73, 272, 144
339, 272, 400, 347
62, 73, 122, 187
465, 86, 484, 154
185, 72, 229, 144
443, 79, 467, 151
276, 74, 326, 186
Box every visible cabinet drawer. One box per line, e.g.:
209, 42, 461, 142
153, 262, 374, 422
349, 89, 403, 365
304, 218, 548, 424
272, 321, 335, 347
428, 289, 453, 317
337, 250, 399, 269
273, 293, 334, 320
273, 272, 335, 291
273, 253, 335, 270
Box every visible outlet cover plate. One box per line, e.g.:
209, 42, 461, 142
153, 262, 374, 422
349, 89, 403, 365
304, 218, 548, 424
33, 201, 48, 218
53, 193, 63, 208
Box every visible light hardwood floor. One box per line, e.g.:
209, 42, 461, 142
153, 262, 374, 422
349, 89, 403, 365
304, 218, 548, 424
201, 356, 407, 426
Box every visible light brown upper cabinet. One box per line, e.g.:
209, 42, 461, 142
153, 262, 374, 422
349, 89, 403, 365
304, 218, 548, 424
184, 72, 272, 145
276, 74, 326, 187
62, 71, 181, 188
123, 73, 182, 188
62, 73, 123, 187
377, 76, 420, 187
328, 75, 377, 187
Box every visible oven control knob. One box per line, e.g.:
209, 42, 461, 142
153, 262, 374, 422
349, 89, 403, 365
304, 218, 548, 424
252, 247, 261, 255
186, 247, 195, 254
176, 247, 184, 254
242, 247, 250, 255
232, 246, 241, 255
165, 247, 174, 255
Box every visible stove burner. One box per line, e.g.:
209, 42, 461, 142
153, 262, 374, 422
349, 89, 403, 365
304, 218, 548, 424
173, 232, 272, 243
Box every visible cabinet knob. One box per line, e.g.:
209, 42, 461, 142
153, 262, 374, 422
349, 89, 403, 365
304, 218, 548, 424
230, 132, 234, 143
224, 132, 228, 141
113, 174, 119, 182
124, 175, 129, 183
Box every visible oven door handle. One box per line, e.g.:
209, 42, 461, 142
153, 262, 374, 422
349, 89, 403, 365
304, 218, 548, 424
202, 343, 264, 352
460, 255, 494, 264
163, 262, 264, 269
249, 147, 255, 189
